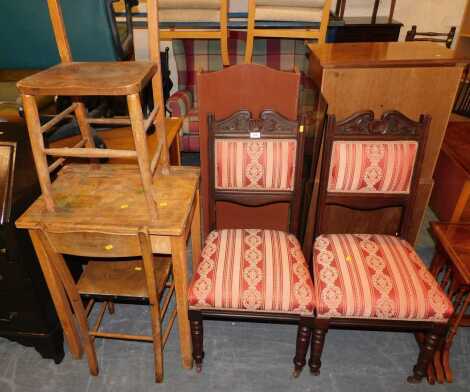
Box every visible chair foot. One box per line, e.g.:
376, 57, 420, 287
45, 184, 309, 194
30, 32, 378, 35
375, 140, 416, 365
292, 320, 311, 378
310, 368, 320, 376
292, 369, 301, 378
195, 363, 203, 373
406, 374, 423, 384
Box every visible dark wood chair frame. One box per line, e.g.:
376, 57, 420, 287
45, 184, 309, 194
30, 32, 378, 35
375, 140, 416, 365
189, 109, 314, 376
308, 110, 450, 383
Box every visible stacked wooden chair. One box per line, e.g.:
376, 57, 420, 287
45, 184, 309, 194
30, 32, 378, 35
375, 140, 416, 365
245, 0, 332, 63
158, 0, 230, 66
306, 110, 454, 383
15, 0, 201, 383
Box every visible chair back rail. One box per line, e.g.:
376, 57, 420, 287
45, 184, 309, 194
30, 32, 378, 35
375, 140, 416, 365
315, 110, 431, 242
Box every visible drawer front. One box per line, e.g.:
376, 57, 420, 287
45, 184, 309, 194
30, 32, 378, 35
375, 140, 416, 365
0, 310, 50, 333
0, 289, 38, 312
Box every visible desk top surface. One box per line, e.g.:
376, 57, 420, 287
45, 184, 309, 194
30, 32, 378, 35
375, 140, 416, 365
308, 42, 469, 69
16, 164, 200, 236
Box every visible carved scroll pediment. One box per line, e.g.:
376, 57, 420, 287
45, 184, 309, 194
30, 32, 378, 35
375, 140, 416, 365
336, 110, 421, 136
211, 109, 298, 136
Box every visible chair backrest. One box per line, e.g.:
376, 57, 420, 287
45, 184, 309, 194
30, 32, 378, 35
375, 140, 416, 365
197, 63, 301, 236
0, 0, 133, 69
207, 109, 305, 234
158, 0, 229, 65
315, 110, 430, 242
245, 0, 332, 63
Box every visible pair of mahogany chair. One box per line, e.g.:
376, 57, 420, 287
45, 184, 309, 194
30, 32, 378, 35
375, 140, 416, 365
187, 104, 454, 382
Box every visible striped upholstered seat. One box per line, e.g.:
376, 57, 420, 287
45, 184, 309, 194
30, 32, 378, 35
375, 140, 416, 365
214, 139, 297, 191
189, 229, 315, 314
313, 234, 453, 322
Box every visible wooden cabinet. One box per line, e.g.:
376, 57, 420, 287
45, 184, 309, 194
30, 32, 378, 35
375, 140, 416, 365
306, 42, 465, 249
0, 121, 64, 363
456, 0, 470, 56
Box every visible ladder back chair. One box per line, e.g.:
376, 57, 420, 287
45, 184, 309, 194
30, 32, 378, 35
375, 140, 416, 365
17, 0, 169, 220
308, 111, 454, 383
187, 109, 316, 376
158, 0, 229, 66
244, 0, 332, 63
34, 226, 175, 382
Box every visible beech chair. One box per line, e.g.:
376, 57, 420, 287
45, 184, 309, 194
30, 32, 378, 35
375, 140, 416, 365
405, 25, 457, 49
35, 226, 175, 382
158, 0, 229, 66
17, 0, 170, 220
308, 110, 454, 383
187, 109, 315, 376
244, 0, 332, 63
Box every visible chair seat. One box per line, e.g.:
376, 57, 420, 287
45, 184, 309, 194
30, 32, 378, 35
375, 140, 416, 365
189, 229, 315, 315
16, 61, 158, 96
313, 234, 453, 322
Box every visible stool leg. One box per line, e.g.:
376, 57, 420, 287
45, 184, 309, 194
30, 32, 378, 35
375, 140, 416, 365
127, 93, 158, 220
22, 94, 55, 211
73, 100, 96, 148
149, 303, 164, 383
40, 233, 98, 376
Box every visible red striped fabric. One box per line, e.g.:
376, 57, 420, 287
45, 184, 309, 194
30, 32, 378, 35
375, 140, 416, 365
188, 229, 315, 314
214, 139, 297, 191
313, 234, 453, 322
327, 141, 418, 194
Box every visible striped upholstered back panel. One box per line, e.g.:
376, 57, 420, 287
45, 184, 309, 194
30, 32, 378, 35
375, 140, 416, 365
214, 139, 297, 191
327, 141, 418, 194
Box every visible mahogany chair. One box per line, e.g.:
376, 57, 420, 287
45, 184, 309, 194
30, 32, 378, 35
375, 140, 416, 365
17, 0, 170, 220
35, 225, 175, 382
187, 109, 315, 376
244, 0, 332, 63
158, 0, 230, 66
308, 110, 454, 383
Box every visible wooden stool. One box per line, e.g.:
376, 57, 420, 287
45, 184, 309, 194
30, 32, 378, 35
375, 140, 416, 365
244, 0, 332, 63
34, 226, 175, 382
17, 0, 169, 220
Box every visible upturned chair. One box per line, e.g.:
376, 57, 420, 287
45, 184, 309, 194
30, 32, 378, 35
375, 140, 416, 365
307, 110, 454, 383
17, 0, 170, 220
33, 225, 175, 382
244, 0, 332, 63
158, 0, 229, 66
187, 109, 316, 376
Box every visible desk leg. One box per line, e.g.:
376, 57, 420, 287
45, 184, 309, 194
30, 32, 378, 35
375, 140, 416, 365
29, 229, 83, 360
171, 236, 193, 369
191, 191, 202, 273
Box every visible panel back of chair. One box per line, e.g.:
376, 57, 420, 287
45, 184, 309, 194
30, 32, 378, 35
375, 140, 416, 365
197, 63, 301, 236
207, 109, 304, 234
315, 110, 430, 242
